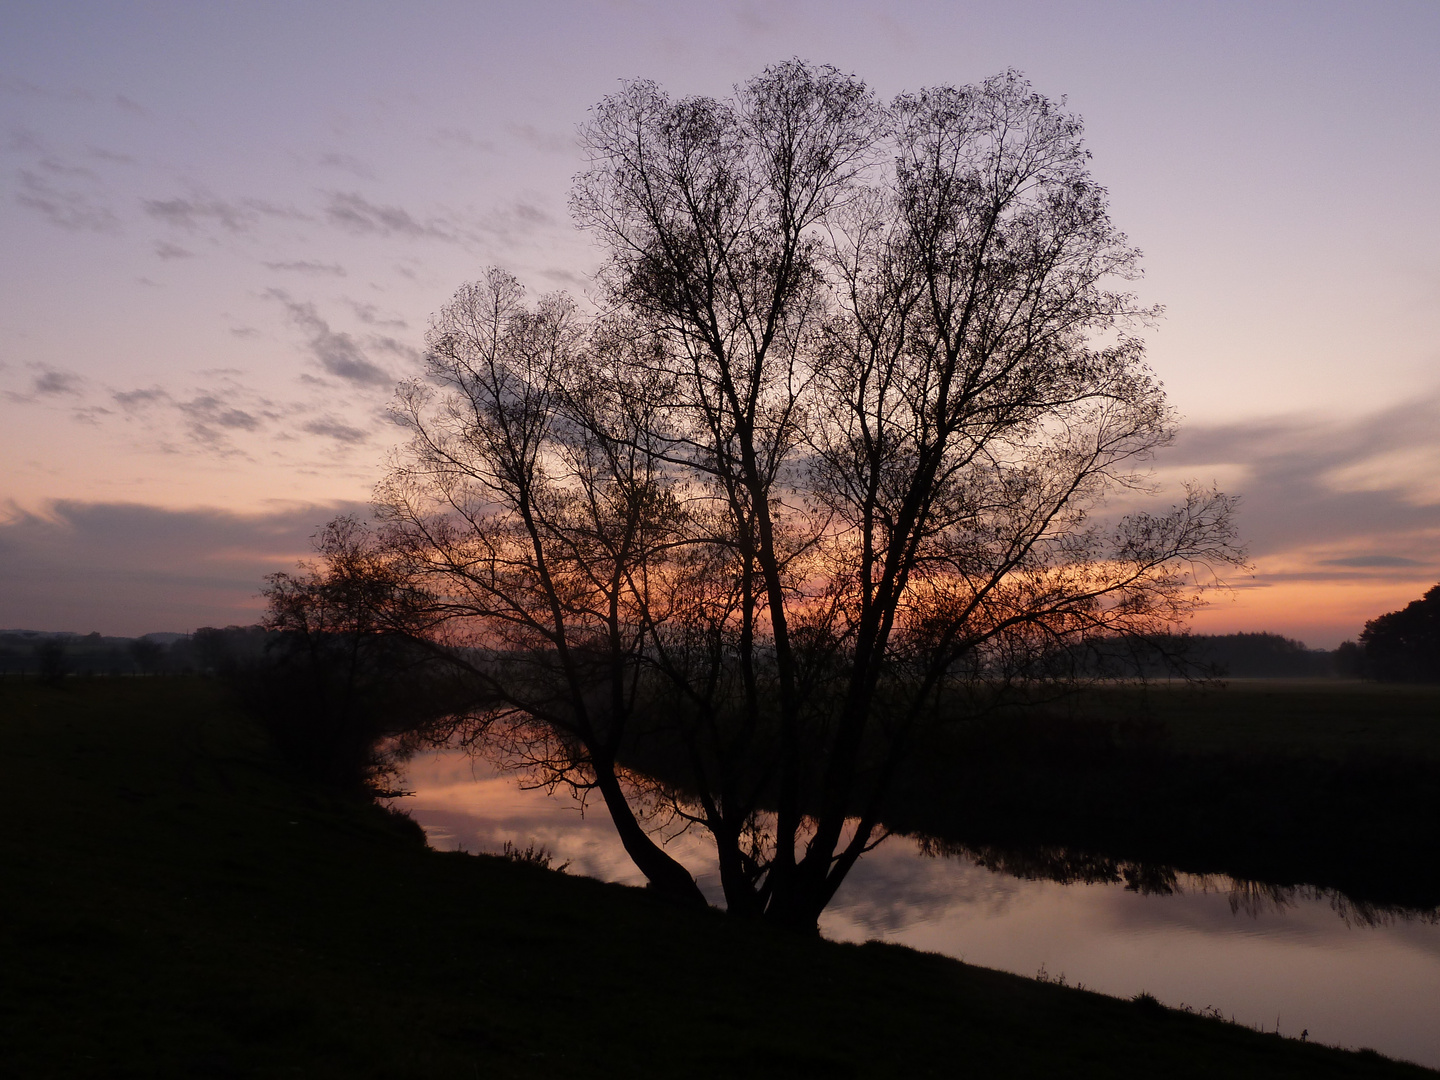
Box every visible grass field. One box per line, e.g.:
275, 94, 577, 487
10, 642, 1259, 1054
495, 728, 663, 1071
1086, 678, 1440, 760
2, 676, 1435, 1077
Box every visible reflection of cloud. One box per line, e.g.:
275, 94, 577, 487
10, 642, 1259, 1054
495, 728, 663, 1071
826, 839, 1029, 935
0, 499, 368, 634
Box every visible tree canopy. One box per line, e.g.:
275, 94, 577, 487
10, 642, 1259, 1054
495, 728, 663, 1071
325, 62, 1240, 931
1359, 584, 1440, 683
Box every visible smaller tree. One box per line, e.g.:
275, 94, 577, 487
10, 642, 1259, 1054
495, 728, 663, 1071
1359, 584, 1440, 683
250, 517, 458, 793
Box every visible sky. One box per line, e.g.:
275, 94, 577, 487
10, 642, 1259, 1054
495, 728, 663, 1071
1, 0, 1437, 646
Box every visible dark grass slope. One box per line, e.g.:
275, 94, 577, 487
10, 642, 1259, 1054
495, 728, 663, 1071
1, 679, 1433, 1079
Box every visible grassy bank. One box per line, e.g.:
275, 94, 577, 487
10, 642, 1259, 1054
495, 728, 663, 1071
890, 679, 1440, 911
1096, 678, 1440, 760
1, 677, 1433, 1078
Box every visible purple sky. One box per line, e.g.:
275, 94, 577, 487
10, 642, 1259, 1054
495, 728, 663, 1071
3, 1, 1438, 645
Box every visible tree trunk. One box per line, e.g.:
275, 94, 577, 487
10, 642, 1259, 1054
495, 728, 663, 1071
592, 760, 708, 908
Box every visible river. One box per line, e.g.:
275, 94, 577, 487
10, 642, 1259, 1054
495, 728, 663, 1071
394, 748, 1440, 1070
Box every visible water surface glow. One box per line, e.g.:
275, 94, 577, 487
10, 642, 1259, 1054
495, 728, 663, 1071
396, 749, 1440, 1070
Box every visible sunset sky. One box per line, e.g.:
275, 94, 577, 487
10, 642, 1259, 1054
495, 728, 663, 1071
2, 0, 1437, 646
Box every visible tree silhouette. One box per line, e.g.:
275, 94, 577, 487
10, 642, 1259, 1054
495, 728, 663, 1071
1359, 583, 1440, 683
254, 518, 462, 793
365, 62, 1240, 930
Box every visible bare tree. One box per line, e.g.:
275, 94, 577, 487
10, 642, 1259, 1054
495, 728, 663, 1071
254, 517, 454, 793
372, 62, 1242, 930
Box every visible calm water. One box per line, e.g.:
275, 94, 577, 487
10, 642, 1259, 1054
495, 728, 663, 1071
395, 749, 1440, 1070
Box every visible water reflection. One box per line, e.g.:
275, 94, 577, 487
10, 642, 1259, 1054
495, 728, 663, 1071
918, 837, 1439, 928
395, 748, 1440, 1070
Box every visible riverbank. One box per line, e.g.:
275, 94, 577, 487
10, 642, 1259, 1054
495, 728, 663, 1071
2, 678, 1432, 1078
891, 679, 1440, 911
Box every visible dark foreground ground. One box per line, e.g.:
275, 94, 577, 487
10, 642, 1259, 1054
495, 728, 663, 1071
2, 678, 1434, 1079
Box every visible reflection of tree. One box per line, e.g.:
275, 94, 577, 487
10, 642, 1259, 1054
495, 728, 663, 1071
354, 62, 1241, 931
919, 836, 1178, 895
918, 834, 1439, 927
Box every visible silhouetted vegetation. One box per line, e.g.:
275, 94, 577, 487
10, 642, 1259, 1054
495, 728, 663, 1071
241, 518, 472, 794
326, 61, 1243, 931
0, 626, 260, 678
1134, 632, 1338, 678
1353, 583, 1440, 683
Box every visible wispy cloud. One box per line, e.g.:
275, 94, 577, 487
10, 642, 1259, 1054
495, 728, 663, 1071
178, 394, 263, 433
268, 289, 393, 386
143, 193, 308, 232
16, 167, 120, 232
32, 366, 83, 397
316, 151, 375, 179
323, 191, 457, 241
504, 123, 570, 154
303, 417, 370, 444
154, 241, 195, 260
347, 300, 407, 329
1160, 392, 1440, 580
102, 378, 282, 457
0, 498, 370, 635
264, 259, 346, 276
3, 365, 85, 403
112, 386, 169, 409
432, 127, 496, 153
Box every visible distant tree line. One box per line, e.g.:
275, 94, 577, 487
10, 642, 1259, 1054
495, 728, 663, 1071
1129, 632, 1338, 679
1340, 583, 1440, 683
0, 626, 268, 681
